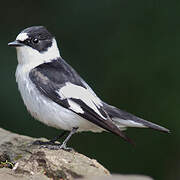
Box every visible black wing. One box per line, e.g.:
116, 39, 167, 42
29, 58, 132, 143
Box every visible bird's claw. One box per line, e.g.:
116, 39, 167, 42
58, 143, 74, 151
32, 140, 60, 146
32, 140, 74, 151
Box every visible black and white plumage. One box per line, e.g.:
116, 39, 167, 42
8, 26, 169, 149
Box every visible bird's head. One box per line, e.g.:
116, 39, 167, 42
8, 26, 60, 67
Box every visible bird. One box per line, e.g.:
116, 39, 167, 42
8, 26, 170, 150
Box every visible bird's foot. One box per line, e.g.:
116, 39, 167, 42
32, 140, 60, 146
57, 143, 74, 152
40, 143, 74, 151
32, 140, 74, 151
33, 128, 77, 151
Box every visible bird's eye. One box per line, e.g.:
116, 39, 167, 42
32, 38, 39, 44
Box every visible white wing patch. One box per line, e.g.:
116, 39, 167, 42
16, 32, 28, 41
67, 99, 84, 113
57, 82, 105, 119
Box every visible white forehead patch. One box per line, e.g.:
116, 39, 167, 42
16, 32, 28, 41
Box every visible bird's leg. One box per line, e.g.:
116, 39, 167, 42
33, 131, 67, 146
33, 128, 78, 151
58, 127, 78, 151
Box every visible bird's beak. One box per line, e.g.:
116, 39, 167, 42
8, 40, 24, 47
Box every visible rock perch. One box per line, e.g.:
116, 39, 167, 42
0, 128, 153, 180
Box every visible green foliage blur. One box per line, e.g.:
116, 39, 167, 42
0, 1, 179, 179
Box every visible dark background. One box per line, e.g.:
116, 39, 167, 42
0, 1, 179, 180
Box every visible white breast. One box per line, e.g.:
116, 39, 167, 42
15, 64, 103, 133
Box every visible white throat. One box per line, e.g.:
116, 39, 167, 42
16, 38, 60, 70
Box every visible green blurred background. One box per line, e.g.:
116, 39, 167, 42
0, 1, 179, 179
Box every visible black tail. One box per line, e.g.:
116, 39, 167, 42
103, 102, 170, 133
